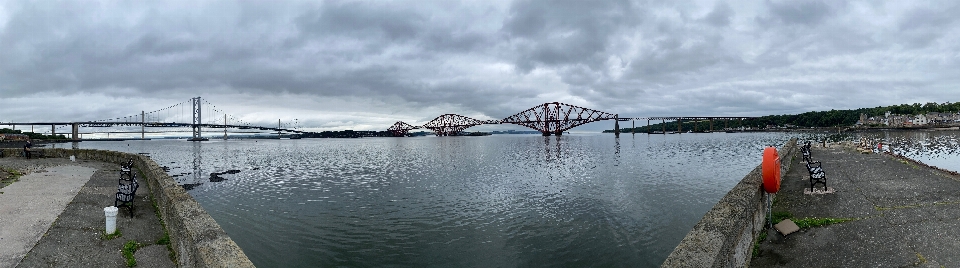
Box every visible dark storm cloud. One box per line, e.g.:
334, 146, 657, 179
2, 0, 960, 131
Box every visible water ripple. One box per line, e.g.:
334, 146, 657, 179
80, 133, 792, 267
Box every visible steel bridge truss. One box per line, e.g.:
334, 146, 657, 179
391, 102, 621, 136
500, 102, 618, 136
421, 114, 498, 136
388, 121, 420, 137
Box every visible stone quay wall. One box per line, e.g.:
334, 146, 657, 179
0, 148, 255, 267
661, 138, 798, 267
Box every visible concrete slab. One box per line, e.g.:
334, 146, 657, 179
0, 164, 95, 268
774, 219, 799, 236
135, 245, 176, 268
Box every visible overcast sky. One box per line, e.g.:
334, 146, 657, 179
2, 0, 960, 132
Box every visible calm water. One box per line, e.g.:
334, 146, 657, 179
856, 130, 960, 173
77, 133, 793, 267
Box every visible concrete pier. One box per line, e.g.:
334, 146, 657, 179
751, 143, 960, 267
0, 149, 254, 267
0, 157, 173, 267
662, 140, 960, 267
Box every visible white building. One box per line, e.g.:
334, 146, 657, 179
914, 114, 928, 126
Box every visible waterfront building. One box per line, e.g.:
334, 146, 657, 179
0, 134, 29, 141
914, 114, 928, 126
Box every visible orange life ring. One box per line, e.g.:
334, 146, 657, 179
762, 147, 781, 193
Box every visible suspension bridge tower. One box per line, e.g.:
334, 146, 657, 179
189, 97, 208, 141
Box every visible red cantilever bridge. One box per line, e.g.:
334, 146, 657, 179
388, 102, 626, 137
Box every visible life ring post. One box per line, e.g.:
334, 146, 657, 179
762, 147, 782, 193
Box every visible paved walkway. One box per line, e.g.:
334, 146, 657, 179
0, 162, 95, 267
752, 143, 960, 267
0, 156, 174, 268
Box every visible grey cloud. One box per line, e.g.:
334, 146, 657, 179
295, 1, 424, 42
761, 0, 834, 26
703, 2, 734, 27
3, 0, 960, 131
503, 0, 635, 72
628, 34, 739, 84
896, 4, 960, 48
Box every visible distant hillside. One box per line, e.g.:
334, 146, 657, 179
606, 102, 960, 133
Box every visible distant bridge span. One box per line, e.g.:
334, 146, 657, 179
2, 97, 307, 141
388, 102, 760, 136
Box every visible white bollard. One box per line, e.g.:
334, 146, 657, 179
104, 206, 118, 234
70, 155, 76, 162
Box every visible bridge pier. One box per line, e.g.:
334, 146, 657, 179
51, 125, 55, 137
71, 123, 79, 141
189, 97, 205, 141
614, 115, 619, 137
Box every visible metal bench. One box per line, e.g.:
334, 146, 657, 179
805, 161, 827, 192
115, 160, 139, 216
800, 141, 812, 163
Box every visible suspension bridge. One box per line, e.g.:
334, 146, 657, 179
1, 97, 306, 141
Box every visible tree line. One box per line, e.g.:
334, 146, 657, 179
0, 128, 68, 140
606, 102, 960, 133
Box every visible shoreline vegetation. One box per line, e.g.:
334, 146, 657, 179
605, 101, 960, 133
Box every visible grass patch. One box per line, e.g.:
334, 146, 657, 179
752, 230, 769, 258
0, 167, 23, 188
122, 240, 142, 267
771, 211, 792, 224
102, 230, 123, 240
791, 217, 857, 229
770, 211, 857, 229
156, 232, 170, 245
915, 252, 927, 265
897, 159, 920, 169
2, 167, 23, 179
